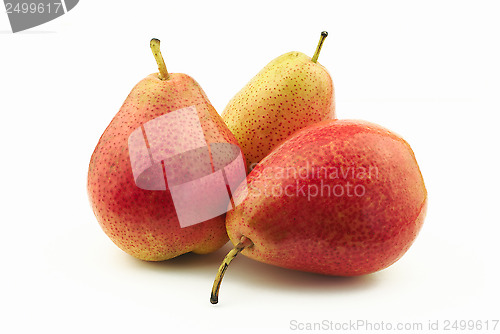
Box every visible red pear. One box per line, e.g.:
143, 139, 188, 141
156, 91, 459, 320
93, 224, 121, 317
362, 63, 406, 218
88, 39, 246, 261
211, 119, 427, 303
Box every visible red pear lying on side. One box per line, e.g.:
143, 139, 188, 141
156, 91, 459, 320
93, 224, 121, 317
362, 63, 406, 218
211, 119, 427, 303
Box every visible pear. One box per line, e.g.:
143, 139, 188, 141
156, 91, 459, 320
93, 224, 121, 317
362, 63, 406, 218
211, 120, 427, 303
222, 32, 335, 170
87, 39, 246, 261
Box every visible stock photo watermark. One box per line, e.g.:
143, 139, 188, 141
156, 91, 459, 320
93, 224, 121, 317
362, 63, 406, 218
289, 319, 500, 332
3, 0, 79, 32
249, 162, 380, 201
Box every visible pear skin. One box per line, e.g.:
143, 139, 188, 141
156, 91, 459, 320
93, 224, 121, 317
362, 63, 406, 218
222, 32, 335, 170
228, 120, 426, 275
88, 40, 244, 261
211, 120, 427, 303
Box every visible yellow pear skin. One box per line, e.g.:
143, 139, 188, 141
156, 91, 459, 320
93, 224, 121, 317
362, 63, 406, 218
222, 32, 335, 170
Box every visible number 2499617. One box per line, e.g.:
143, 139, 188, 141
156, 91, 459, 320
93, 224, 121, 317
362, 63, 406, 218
5, 2, 63, 14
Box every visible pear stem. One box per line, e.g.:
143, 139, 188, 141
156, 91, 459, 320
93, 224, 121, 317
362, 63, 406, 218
311, 31, 328, 63
210, 236, 254, 304
150, 38, 170, 80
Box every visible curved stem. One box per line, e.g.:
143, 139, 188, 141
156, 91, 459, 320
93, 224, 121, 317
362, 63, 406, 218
311, 31, 328, 63
150, 38, 169, 80
210, 236, 254, 304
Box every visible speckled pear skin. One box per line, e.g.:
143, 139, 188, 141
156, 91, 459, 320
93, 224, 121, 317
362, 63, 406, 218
222, 51, 335, 170
226, 120, 427, 276
88, 73, 242, 261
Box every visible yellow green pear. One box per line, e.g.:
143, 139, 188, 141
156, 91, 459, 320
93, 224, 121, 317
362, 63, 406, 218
222, 32, 335, 170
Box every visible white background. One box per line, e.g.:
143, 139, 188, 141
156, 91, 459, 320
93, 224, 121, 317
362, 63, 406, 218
1, 1, 499, 333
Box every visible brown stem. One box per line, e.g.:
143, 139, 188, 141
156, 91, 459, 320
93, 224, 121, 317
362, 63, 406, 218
210, 236, 254, 304
311, 31, 328, 63
150, 38, 169, 80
